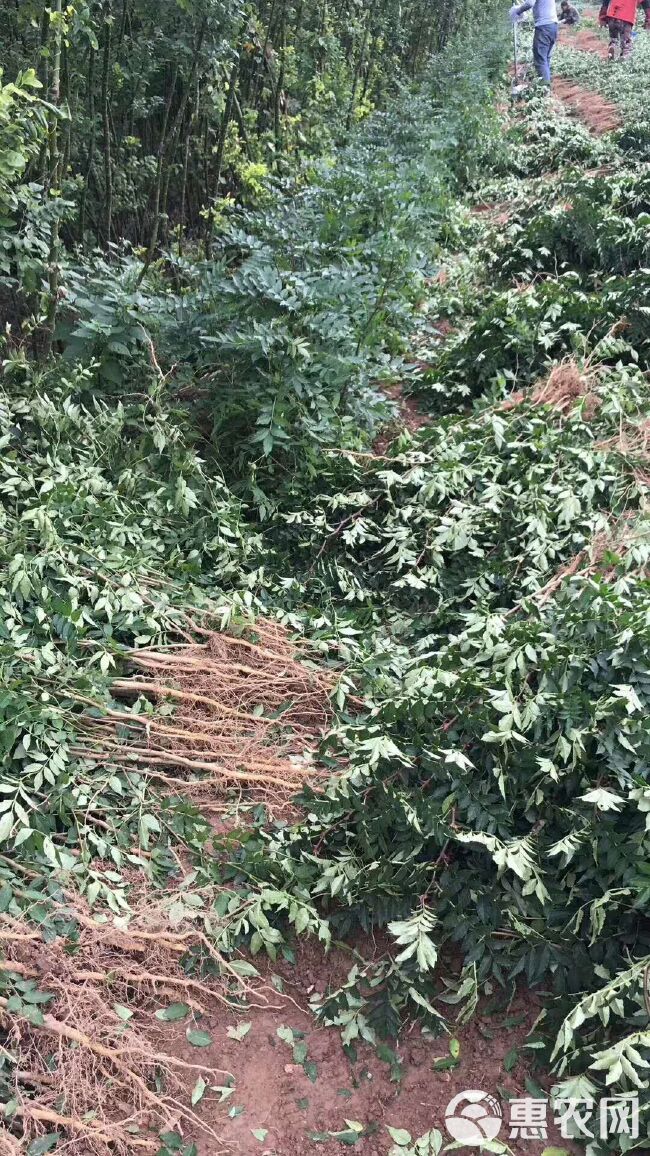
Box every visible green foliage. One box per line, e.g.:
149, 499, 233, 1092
556, 31, 650, 130
272, 368, 646, 623
51, 65, 499, 499
0, 0, 496, 265
491, 163, 650, 280
204, 51, 650, 1154
0, 68, 50, 293
234, 369, 650, 1031
5, 6, 650, 1152
0, 357, 256, 895
0, 69, 45, 221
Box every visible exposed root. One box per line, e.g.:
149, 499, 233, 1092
499, 390, 526, 411
531, 359, 599, 416
74, 617, 335, 812
0, 617, 335, 1151
596, 417, 650, 466
8, 1105, 157, 1150
0, 891, 247, 1155
376, 382, 430, 446
499, 359, 600, 417
553, 77, 620, 135
0, 1130, 25, 1156
534, 513, 647, 604
470, 201, 512, 226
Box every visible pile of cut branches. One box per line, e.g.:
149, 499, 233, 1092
232, 354, 650, 1149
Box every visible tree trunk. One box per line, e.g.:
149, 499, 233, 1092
43, 0, 63, 357
273, 0, 287, 170
204, 32, 244, 258
139, 17, 206, 279
79, 48, 96, 240
101, 0, 113, 245
177, 83, 200, 252
345, 15, 370, 133
233, 91, 252, 159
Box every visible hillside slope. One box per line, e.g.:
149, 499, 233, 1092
1, 13, 650, 1156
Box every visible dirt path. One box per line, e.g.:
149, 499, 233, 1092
552, 76, 621, 133
181, 941, 577, 1156
561, 22, 610, 57
553, 19, 621, 132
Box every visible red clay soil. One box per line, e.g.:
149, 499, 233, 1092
553, 77, 621, 134
177, 940, 578, 1156
554, 17, 621, 133
381, 382, 429, 430
471, 201, 512, 226
560, 22, 610, 57
373, 383, 430, 453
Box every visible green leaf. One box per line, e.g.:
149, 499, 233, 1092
159, 1133, 182, 1150
304, 1059, 318, 1082
21, 1004, 45, 1026
334, 1130, 362, 1145
186, 1028, 213, 1047
213, 1085, 236, 1102
525, 1076, 546, 1098
0, 812, 14, 844
228, 960, 259, 978
191, 1075, 206, 1106
449, 1038, 460, 1059
386, 1128, 412, 1146
503, 1047, 519, 1072
21, 987, 54, 1005
228, 1105, 245, 1118
156, 1003, 190, 1022
227, 1021, 251, 1041
27, 1137, 59, 1156
293, 1041, 308, 1064
428, 1129, 443, 1155
251, 1129, 268, 1142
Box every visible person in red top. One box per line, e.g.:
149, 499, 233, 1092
606, 0, 637, 56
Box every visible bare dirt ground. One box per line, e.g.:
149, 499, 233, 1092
170, 941, 578, 1155
554, 14, 622, 132
552, 76, 621, 132
378, 381, 430, 438
561, 22, 610, 58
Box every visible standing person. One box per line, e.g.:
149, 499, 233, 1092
606, 0, 637, 57
510, 0, 559, 84
638, 0, 649, 27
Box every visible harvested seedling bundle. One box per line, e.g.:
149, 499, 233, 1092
75, 616, 334, 808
